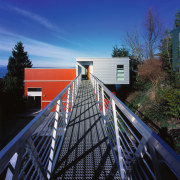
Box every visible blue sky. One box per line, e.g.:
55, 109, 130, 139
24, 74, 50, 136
0, 0, 179, 67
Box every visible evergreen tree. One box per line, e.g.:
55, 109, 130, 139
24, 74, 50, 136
175, 9, 180, 28
7, 41, 32, 82
112, 45, 129, 57
4, 42, 32, 111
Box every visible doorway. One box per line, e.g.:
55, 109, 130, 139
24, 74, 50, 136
76, 61, 93, 80
87, 66, 90, 80
82, 65, 89, 80
28, 96, 41, 108
85, 65, 90, 80
27, 88, 42, 109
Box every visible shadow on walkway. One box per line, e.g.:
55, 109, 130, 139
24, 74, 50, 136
52, 81, 120, 179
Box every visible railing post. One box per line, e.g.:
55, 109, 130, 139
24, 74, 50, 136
47, 99, 61, 179
65, 87, 70, 125
69, 85, 72, 111
74, 80, 76, 97
94, 77, 96, 94
60, 97, 66, 130
94, 78, 97, 95
92, 75, 94, 89
97, 82, 99, 107
90, 74, 92, 85
79, 74, 81, 85
75, 79, 78, 96
72, 82, 75, 107
101, 87, 105, 116
77, 77, 79, 91
112, 99, 124, 179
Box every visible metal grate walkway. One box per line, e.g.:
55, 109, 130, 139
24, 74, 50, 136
52, 80, 121, 179
1, 74, 180, 179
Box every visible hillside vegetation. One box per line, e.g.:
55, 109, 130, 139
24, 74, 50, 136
125, 68, 180, 153
112, 9, 180, 154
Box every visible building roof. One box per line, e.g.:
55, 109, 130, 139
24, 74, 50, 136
25, 67, 76, 69
76, 57, 129, 61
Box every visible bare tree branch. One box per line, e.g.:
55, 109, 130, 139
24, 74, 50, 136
144, 8, 162, 59
125, 9, 162, 61
125, 30, 145, 62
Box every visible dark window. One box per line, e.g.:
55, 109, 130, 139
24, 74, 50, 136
117, 65, 124, 68
28, 88, 42, 91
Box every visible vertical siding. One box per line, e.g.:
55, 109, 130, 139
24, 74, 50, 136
93, 58, 129, 84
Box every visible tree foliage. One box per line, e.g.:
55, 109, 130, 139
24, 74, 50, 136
159, 30, 173, 74
112, 45, 129, 57
3, 42, 32, 112
175, 9, 180, 28
157, 87, 180, 119
7, 41, 32, 82
138, 58, 165, 89
122, 9, 180, 153
3, 76, 21, 97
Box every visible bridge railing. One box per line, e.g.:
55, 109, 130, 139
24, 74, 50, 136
0, 74, 81, 180
90, 73, 180, 180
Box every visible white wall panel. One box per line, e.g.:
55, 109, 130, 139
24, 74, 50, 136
76, 58, 129, 84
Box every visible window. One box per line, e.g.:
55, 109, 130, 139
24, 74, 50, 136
117, 65, 124, 81
28, 88, 42, 91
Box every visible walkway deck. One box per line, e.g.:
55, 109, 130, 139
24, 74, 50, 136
53, 80, 120, 179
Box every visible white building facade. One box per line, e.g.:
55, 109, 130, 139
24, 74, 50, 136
76, 57, 130, 84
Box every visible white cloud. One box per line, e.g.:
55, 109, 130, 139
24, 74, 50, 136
10, 6, 58, 31
3, 6, 85, 47
55, 35, 82, 47
0, 29, 87, 67
0, 59, 8, 66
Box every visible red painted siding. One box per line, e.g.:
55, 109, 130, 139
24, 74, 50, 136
25, 69, 76, 80
24, 68, 76, 109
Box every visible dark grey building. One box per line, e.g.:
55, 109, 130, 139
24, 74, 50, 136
172, 26, 180, 71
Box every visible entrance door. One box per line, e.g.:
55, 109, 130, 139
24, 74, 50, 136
27, 88, 42, 109
27, 96, 41, 109
87, 66, 90, 80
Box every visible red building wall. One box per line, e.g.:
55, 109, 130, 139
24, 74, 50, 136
24, 68, 76, 109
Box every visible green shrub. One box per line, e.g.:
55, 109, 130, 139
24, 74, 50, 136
128, 82, 152, 109
144, 103, 168, 126
157, 87, 180, 119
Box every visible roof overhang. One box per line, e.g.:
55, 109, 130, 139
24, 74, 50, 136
76, 57, 130, 62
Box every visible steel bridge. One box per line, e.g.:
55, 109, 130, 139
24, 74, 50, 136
0, 74, 180, 180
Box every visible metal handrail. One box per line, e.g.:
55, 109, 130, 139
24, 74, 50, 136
90, 73, 180, 180
0, 74, 82, 180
